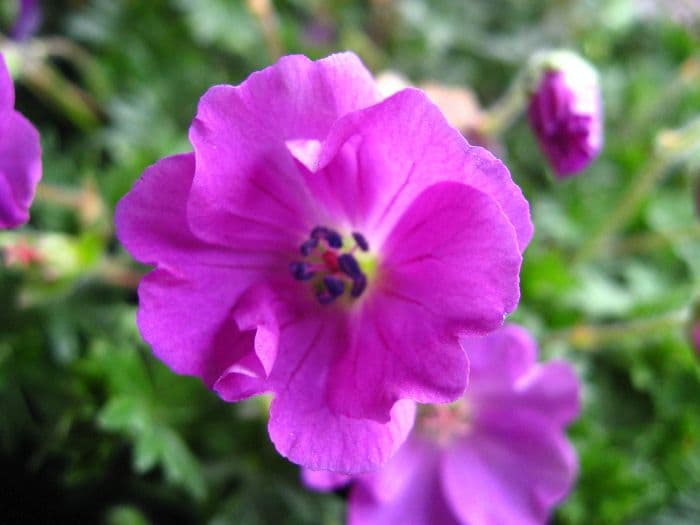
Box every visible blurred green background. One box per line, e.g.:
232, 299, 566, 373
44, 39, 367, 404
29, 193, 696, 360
1, 1, 700, 523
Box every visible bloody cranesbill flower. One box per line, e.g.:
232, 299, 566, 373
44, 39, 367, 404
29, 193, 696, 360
304, 325, 580, 524
527, 50, 603, 178
115, 52, 532, 473
0, 53, 41, 229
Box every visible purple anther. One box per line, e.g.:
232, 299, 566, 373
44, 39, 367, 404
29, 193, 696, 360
323, 275, 345, 297
316, 276, 345, 305
300, 238, 318, 256
290, 261, 315, 281
350, 274, 367, 298
352, 232, 369, 252
338, 253, 362, 278
311, 226, 329, 240
325, 230, 343, 249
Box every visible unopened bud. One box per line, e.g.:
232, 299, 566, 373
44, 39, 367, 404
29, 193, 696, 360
526, 50, 603, 178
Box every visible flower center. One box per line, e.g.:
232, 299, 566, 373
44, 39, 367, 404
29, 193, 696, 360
289, 226, 372, 305
417, 400, 473, 446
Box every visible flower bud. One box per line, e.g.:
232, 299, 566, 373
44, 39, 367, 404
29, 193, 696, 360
526, 50, 603, 178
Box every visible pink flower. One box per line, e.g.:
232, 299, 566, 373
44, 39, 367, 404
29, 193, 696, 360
0, 54, 42, 229
527, 51, 603, 178
115, 53, 532, 473
304, 325, 580, 524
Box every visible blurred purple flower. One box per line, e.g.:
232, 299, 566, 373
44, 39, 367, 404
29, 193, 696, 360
527, 52, 603, 178
692, 323, 700, 355
115, 52, 532, 473
304, 325, 580, 524
690, 302, 700, 355
303, 19, 337, 46
11, 0, 41, 41
0, 53, 42, 229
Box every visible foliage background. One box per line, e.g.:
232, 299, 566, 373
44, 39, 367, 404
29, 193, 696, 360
1, 1, 700, 523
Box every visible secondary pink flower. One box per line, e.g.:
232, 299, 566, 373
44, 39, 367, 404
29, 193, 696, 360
527, 51, 603, 178
0, 53, 41, 229
115, 52, 532, 473
304, 325, 580, 525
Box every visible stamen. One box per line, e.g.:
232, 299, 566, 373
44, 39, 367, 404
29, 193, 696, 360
311, 226, 329, 240
338, 253, 361, 278
300, 238, 318, 256
310, 225, 343, 248
351, 274, 367, 298
289, 261, 315, 281
293, 226, 372, 304
317, 276, 345, 304
325, 230, 343, 249
352, 232, 369, 252
323, 276, 345, 297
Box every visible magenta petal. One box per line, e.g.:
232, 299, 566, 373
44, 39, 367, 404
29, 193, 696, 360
463, 327, 581, 426
439, 326, 580, 525
0, 56, 41, 229
313, 88, 532, 251
382, 181, 522, 333
115, 154, 240, 266
460, 325, 538, 393
461, 146, 533, 253
348, 438, 459, 525
509, 361, 581, 426
0, 112, 41, 229
301, 469, 351, 492
211, 285, 284, 402
187, 53, 379, 247
327, 297, 469, 422
231, 285, 281, 377
441, 413, 578, 525
114, 153, 281, 277
328, 181, 521, 421
267, 315, 416, 473
117, 153, 279, 397
136, 269, 252, 385
197, 53, 378, 144
270, 395, 416, 474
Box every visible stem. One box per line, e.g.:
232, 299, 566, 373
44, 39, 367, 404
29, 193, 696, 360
611, 225, 700, 257
246, 0, 283, 60
35, 182, 107, 227
574, 154, 674, 264
97, 257, 144, 289
35, 182, 83, 209
22, 59, 101, 130
478, 73, 526, 138
543, 310, 689, 351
